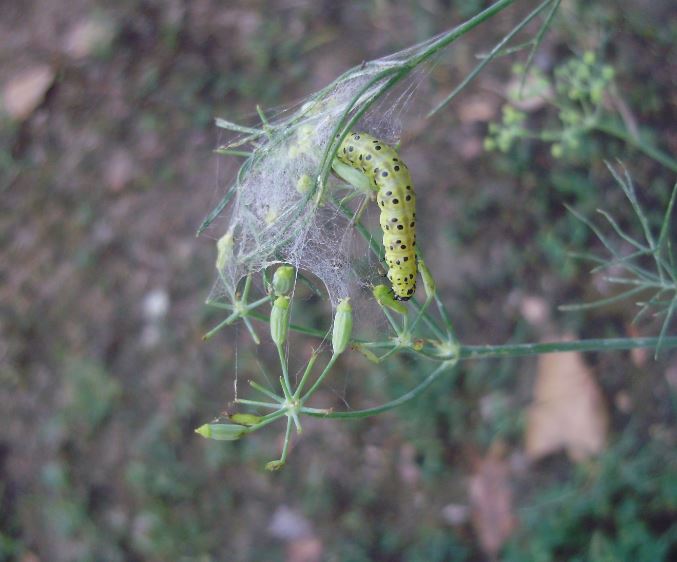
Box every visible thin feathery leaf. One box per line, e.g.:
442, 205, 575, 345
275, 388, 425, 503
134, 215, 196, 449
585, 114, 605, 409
655, 295, 677, 358
197, 184, 238, 236
631, 288, 669, 325
566, 250, 607, 266
565, 204, 624, 261
559, 285, 648, 312
657, 183, 677, 251
214, 148, 254, 157
591, 252, 662, 284
519, 0, 561, 95
603, 276, 666, 289
607, 160, 657, 250
567, 204, 658, 282
215, 118, 265, 136
596, 208, 649, 253
475, 40, 535, 59
427, 0, 553, 117
668, 238, 676, 273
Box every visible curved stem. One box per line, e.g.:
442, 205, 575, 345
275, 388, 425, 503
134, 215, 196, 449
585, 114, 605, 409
305, 361, 456, 419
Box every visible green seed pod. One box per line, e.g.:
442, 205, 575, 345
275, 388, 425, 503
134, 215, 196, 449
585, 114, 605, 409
272, 265, 295, 296
418, 259, 436, 300
228, 413, 263, 426
215, 229, 234, 271
296, 174, 314, 194
551, 143, 564, 158
601, 65, 615, 81
355, 343, 380, 364
373, 284, 407, 315
270, 296, 290, 346
195, 423, 248, 441
332, 298, 353, 355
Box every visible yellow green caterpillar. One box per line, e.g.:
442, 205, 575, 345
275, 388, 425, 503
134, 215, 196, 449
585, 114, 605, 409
335, 131, 417, 300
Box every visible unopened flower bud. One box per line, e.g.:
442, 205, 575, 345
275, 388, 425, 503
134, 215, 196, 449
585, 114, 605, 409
355, 344, 380, 364
195, 422, 248, 441
270, 296, 290, 346
215, 229, 234, 271
265, 459, 285, 471
228, 413, 262, 426
296, 174, 314, 194
332, 298, 353, 355
373, 285, 407, 315
272, 265, 295, 296
418, 259, 436, 300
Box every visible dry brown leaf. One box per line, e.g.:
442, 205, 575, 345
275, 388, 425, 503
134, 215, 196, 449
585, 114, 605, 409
286, 537, 323, 562
105, 149, 135, 192
3, 65, 55, 120
469, 445, 516, 558
666, 358, 677, 392
525, 345, 608, 462
458, 94, 498, 123
65, 18, 115, 59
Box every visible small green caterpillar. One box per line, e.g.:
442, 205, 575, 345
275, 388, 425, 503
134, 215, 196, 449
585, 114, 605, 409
335, 132, 417, 300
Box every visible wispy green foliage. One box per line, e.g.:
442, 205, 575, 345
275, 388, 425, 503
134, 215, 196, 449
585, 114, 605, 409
562, 162, 677, 356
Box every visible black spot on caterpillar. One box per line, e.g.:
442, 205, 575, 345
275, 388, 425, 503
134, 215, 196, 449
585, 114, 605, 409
336, 132, 416, 300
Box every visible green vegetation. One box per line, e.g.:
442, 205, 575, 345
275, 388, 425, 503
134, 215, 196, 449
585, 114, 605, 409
2, 0, 675, 560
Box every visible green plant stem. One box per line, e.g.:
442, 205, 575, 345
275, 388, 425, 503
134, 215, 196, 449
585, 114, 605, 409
409, 297, 447, 340
235, 398, 280, 409
381, 307, 402, 334
293, 352, 320, 399
277, 344, 293, 398
595, 121, 677, 173
306, 361, 457, 419
279, 417, 293, 463
306, 336, 677, 421
249, 380, 284, 403
458, 336, 677, 360
250, 410, 287, 431
408, 0, 518, 67
247, 310, 330, 339
301, 353, 340, 403
428, 0, 554, 117
519, 0, 561, 94
203, 295, 271, 340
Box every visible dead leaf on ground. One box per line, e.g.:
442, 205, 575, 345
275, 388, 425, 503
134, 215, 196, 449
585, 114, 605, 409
666, 358, 677, 392
469, 444, 516, 559
105, 149, 136, 192
3, 65, 55, 121
287, 537, 323, 562
458, 93, 499, 123
65, 18, 115, 59
525, 341, 609, 462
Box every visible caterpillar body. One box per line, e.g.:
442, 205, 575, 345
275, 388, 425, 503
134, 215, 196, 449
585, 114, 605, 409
336, 132, 417, 300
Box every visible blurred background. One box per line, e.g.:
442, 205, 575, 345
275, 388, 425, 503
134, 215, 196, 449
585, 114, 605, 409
1, 1, 676, 560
